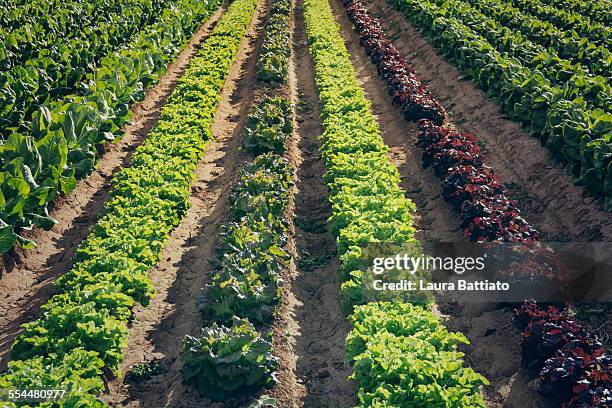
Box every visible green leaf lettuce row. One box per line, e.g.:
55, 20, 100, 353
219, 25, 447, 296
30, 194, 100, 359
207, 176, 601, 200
187, 55, 296, 391
348, 303, 488, 407
303, 0, 489, 405
0, 348, 107, 408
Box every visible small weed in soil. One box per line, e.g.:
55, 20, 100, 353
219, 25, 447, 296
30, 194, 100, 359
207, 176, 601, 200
297, 248, 336, 271
247, 395, 277, 408
125, 360, 168, 383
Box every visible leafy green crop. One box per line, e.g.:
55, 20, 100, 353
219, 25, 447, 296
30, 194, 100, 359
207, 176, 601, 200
0, 348, 107, 407
505, 0, 611, 47
462, 0, 611, 77
125, 360, 168, 383
305, 0, 419, 304
256, 0, 292, 84
421, 0, 611, 112
0, 0, 258, 404
0, 0, 223, 254
185, 1, 296, 395
540, 0, 612, 26
230, 153, 294, 219
0, 0, 161, 66
198, 153, 292, 325
390, 0, 612, 210
0, 0, 173, 137
243, 97, 292, 154
347, 303, 488, 407
302, 0, 420, 300
181, 318, 278, 401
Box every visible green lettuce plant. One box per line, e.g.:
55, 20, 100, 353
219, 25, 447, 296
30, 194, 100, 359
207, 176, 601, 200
243, 97, 292, 154
181, 318, 278, 401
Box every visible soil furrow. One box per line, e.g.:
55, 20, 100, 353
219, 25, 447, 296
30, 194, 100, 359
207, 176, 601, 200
283, 1, 357, 406
266, 0, 307, 405
327, 0, 554, 406
101, 1, 270, 406
0, 4, 229, 372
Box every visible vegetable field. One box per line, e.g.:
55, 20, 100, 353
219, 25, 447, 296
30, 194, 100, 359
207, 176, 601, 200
0, 0, 610, 407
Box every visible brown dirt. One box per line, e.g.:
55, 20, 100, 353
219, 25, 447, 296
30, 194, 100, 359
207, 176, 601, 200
438, 304, 555, 408
266, 0, 306, 406
328, 0, 554, 406
101, 1, 270, 406
366, 0, 612, 243
0, 4, 229, 372
276, 1, 358, 406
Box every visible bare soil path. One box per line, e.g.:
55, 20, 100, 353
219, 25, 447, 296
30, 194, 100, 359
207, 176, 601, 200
0, 4, 229, 372
275, 0, 358, 406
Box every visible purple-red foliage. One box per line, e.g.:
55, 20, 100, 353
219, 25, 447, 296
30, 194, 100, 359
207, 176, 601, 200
343, 0, 446, 125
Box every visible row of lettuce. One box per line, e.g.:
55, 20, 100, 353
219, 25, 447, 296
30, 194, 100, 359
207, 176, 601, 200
0, 0, 223, 255
343, 0, 611, 406
0, 0, 151, 43
501, 0, 611, 47
304, 0, 490, 406
419, 0, 611, 110
180, 0, 294, 400
540, 0, 611, 26
516, 302, 611, 407
460, 0, 611, 77
387, 0, 612, 212
0, 0, 258, 405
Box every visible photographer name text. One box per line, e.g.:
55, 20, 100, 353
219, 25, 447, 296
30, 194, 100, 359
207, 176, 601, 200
373, 279, 510, 292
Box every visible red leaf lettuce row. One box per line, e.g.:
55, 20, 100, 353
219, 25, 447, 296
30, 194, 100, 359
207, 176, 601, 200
417, 119, 540, 242
516, 302, 612, 407
342, 0, 446, 125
